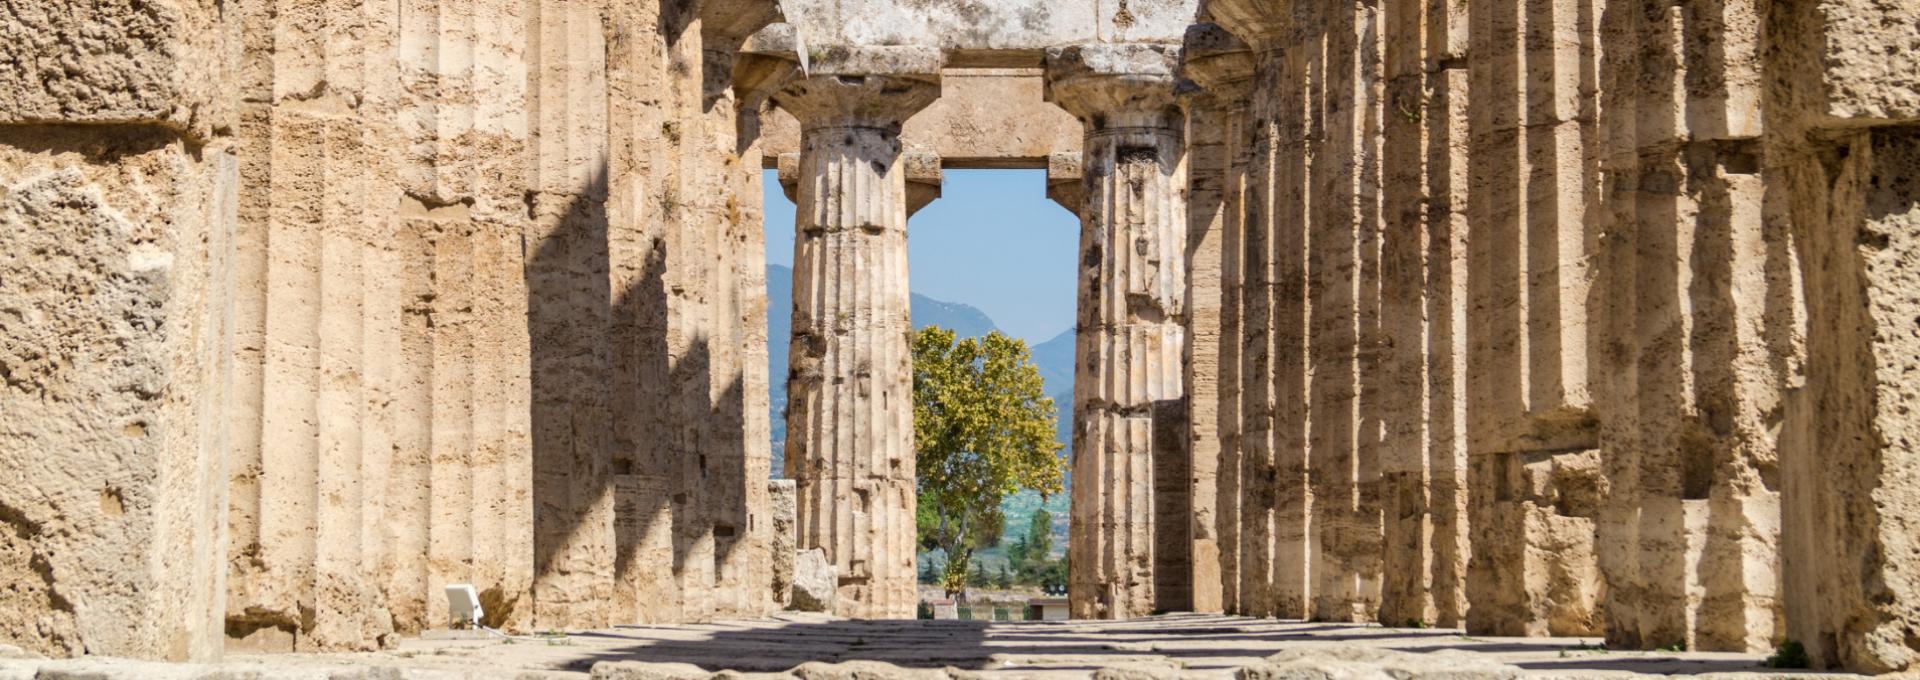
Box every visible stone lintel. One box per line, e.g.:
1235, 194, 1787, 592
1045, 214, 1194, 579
700, 0, 785, 54
1179, 24, 1256, 105
760, 68, 1084, 169
1202, 0, 1288, 50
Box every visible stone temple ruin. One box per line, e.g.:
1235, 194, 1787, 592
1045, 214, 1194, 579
2, 0, 1920, 674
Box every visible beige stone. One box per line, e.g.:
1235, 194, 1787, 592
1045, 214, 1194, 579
0, 0, 236, 137
1049, 41, 1190, 620
775, 45, 942, 620
9, 0, 1920, 673
762, 69, 1082, 169
791, 549, 840, 614
0, 127, 236, 662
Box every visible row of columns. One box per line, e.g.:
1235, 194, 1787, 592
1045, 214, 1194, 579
770, 42, 1198, 620
1178, 0, 1920, 672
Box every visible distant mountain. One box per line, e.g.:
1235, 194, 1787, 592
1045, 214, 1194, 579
765, 263, 1076, 558
1029, 329, 1075, 404
767, 263, 1009, 477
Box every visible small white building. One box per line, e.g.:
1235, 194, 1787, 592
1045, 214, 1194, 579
1029, 597, 1070, 621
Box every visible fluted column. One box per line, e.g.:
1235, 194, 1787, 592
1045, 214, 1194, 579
1049, 43, 1189, 620
1182, 22, 1256, 618
773, 47, 941, 620
1182, 23, 1256, 617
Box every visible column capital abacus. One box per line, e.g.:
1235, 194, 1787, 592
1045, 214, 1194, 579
1204, 0, 1288, 50
1044, 43, 1184, 133
1180, 23, 1257, 107
770, 45, 944, 130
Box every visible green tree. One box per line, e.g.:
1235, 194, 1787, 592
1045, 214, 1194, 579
913, 327, 1066, 597
1024, 509, 1054, 564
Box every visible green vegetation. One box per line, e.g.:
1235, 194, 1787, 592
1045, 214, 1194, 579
912, 327, 1066, 597
1766, 640, 1810, 669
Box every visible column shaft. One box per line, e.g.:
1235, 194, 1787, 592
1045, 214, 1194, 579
776, 65, 940, 620
1050, 44, 1189, 620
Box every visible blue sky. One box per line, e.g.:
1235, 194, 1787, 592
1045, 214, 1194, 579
762, 168, 1079, 345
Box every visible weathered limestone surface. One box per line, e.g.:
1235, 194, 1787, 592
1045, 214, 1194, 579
1767, 0, 1920, 671
770, 480, 798, 608
1049, 42, 1190, 620
1375, 0, 1471, 630
775, 45, 943, 620
0, 128, 237, 661
1193, 0, 1822, 654
1205, 0, 1399, 625
1459, 0, 1604, 638
778, 0, 1200, 61
763, 68, 1082, 169
12, 0, 1920, 672
1208, 0, 1298, 622
1179, 22, 1254, 618
3, 0, 782, 660
1177, 22, 1248, 616
0, 0, 236, 137
1590, 0, 1786, 654
0, 0, 238, 660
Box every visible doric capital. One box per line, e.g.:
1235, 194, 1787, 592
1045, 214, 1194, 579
781, 150, 943, 215
1180, 23, 1256, 104
1204, 0, 1288, 49
1044, 43, 1183, 130
699, 0, 784, 54
770, 46, 944, 130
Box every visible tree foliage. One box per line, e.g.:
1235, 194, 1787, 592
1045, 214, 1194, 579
912, 327, 1065, 596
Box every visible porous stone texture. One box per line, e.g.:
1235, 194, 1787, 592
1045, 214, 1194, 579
1179, 22, 1255, 619
1189, 0, 1863, 661
0, 127, 237, 661
1202, 0, 1401, 625
11, 0, 1920, 672
1176, 23, 1242, 616
0, 0, 237, 138
3, 0, 784, 660
1767, 0, 1920, 671
771, 480, 798, 608
791, 549, 839, 614
773, 45, 943, 620
1588, 0, 1786, 655
776, 0, 1201, 62
1048, 42, 1190, 620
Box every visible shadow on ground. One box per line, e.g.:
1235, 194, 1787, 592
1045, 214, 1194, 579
529, 614, 1812, 676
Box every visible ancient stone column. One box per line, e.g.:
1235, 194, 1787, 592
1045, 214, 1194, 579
1461, 0, 1605, 637
773, 46, 942, 620
1047, 43, 1189, 620
1208, 0, 1304, 621
1588, 0, 1786, 654
1181, 22, 1256, 617
1766, 0, 1920, 671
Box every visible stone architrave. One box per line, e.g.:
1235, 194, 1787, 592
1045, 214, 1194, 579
772, 46, 942, 620
1047, 42, 1190, 620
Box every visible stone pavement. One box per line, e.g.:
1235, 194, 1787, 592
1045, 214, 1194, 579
0, 614, 1857, 678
